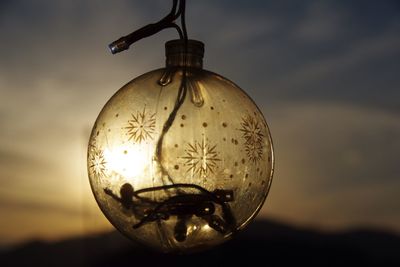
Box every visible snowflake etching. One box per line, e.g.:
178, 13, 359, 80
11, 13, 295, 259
239, 115, 265, 163
181, 140, 221, 178
89, 144, 107, 180
125, 107, 156, 143
245, 141, 264, 164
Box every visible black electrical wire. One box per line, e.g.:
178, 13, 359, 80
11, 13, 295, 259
106, 0, 237, 240
108, 0, 189, 186
108, 0, 183, 54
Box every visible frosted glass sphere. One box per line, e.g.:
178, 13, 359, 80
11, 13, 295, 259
88, 40, 274, 252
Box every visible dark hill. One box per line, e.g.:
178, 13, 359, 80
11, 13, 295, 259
1, 219, 399, 267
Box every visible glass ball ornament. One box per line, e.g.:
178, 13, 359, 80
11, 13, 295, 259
88, 40, 274, 252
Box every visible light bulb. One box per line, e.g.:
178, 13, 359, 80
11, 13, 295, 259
88, 40, 274, 252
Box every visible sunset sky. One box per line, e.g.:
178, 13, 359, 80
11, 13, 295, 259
0, 0, 399, 247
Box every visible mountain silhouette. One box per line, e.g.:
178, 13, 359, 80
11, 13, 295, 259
1, 219, 399, 267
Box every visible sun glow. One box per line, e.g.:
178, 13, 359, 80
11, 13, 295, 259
103, 144, 148, 180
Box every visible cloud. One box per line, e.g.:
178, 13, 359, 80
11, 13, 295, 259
1, 0, 399, 113
0, 196, 83, 217
186, 1, 400, 114
291, 1, 348, 43
0, 194, 110, 246
0, 149, 49, 181
0, 0, 399, 246
261, 102, 400, 230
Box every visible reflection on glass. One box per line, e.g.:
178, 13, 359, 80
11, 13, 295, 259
88, 40, 274, 252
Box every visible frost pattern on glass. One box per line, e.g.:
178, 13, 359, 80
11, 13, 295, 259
125, 107, 156, 143
239, 114, 265, 164
180, 139, 221, 178
88, 139, 107, 182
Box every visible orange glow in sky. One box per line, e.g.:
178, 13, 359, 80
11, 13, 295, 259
0, 0, 399, 247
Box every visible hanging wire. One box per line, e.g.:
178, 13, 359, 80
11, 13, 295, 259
108, 0, 185, 54
106, 0, 237, 242
109, 0, 189, 186
155, 0, 188, 180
